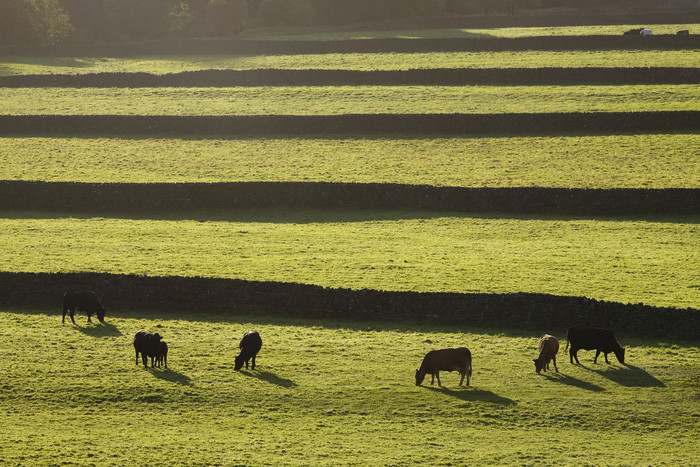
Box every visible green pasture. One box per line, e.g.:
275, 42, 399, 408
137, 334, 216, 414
1, 211, 697, 309
1, 84, 697, 116
0, 309, 698, 465
1, 49, 697, 76
2, 134, 698, 188
242, 24, 699, 40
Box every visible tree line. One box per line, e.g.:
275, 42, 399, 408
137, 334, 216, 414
0, 0, 626, 46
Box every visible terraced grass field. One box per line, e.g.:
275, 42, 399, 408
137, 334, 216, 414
1, 49, 697, 76
0, 310, 698, 465
1, 84, 698, 115
1, 211, 697, 309
1, 134, 698, 188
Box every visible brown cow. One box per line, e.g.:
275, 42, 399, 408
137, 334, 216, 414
533, 334, 559, 374
415, 347, 471, 387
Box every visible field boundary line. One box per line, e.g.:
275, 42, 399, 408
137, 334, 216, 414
1, 181, 698, 215
2, 68, 698, 87
1, 271, 697, 339
1, 112, 698, 136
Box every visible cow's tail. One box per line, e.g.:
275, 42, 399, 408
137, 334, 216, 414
563, 340, 569, 354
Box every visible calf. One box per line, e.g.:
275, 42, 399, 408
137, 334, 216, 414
133, 330, 163, 368
155, 341, 168, 369
415, 347, 471, 387
533, 334, 559, 374
235, 330, 262, 371
564, 326, 625, 365
62, 290, 106, 324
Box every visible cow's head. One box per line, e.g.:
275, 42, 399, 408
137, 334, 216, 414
97, 307, 106, 323
415, 369, 426, 386
533, 358, 544, 374
234, 355, 244, 371
614, 347, 625, 364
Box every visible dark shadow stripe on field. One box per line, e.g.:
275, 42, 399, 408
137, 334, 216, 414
1, 272, 699, 340
238, 369, 297, 388
1, 33, 698, 57
424, 386, 515, 405
1, 181, 698, 216
2, 68, 698, 88
1, 112, 699, 137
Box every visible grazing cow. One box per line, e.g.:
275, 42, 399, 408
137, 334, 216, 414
623, 28, 644, 35
133, 330, 163, 368
533, 334, 559, 374
155, 341, 168, 368
62, 290, 106, 325
235, 330, 262, 371
564, 326, 625, 365
415, 347, 472, 387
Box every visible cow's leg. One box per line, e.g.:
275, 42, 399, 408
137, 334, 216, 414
435, 372, 441, 387
245, 359, 249, 369
135, 350, 139, 365
459, 372, 465, 386
594, 350, 602, 363
86, 311, 92, 323
553, 356, 558, 372
62, 306, 67, 324
141, 353, 148, 367
251, 355, 256, 370
69, 307, 76, 325
572, 348, 580, 365
430, 374, 435, 385
604, 352, 610, 364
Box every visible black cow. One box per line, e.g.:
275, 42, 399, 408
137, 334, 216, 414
564, 326, 625, 364
62, 291, 106, 325
133, 330, 163, 368
235, 330, 262, 371
155, 341, 168, 368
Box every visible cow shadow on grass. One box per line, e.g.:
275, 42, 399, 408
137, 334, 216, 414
542, 372, 604, 392
239, 369, 297, 388
148, 367, 193, 386
73, 322, 123, 338
424, 386, 515, 406
587, 364, 665, 388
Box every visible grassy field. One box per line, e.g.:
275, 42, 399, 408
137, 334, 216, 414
0, 309, 698, 465
1, 134, 698, 188
241, 24, 699, 40
1, 84, 698, 116
1, 210, 697, 309
1, 49, 697, 76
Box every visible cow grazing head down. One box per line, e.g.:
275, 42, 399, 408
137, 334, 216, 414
415, 347, 472, 387
235, 330, 262, 371
62, 290, 106, 325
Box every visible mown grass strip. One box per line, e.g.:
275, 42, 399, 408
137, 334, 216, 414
2, 134, 697, 188
0, 211, 697, 308
1, 85, 697, 116
0, 310, 698, 465
1, 50, 697, 76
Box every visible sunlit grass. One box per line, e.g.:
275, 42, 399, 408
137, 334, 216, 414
0, 309, 697, 465
1, 84, 697, 115
241, 23, 699, 40
0, 211, 697, 309
1, 134, 698, 188
0, 49, 697, 76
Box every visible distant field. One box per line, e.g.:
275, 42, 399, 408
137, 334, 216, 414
2, 134, 698, 188
1, 85, 697, 115
242, 24, 699, 40
1, 50, 697, 76
0, 310, 698, 465
1, 211, 697, 309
